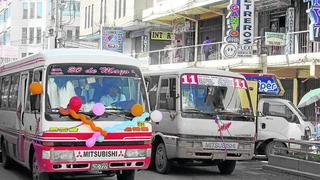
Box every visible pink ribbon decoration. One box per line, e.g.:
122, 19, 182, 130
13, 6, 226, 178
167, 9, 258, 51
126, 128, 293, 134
86, 132, 101, 148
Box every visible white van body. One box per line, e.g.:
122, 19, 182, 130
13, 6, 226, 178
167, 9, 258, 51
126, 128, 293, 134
256, 98, 315, 156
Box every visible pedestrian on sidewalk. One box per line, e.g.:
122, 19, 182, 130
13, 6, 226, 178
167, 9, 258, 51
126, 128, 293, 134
202, 36, 212, 60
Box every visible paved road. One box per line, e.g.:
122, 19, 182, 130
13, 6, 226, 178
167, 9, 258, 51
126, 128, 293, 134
0, 159, 298, 180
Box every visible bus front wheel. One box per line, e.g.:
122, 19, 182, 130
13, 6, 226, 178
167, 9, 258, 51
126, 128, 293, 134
155, 142, 171, 174
32, 153, 51, 180
217, 160, 236, 175
116, 170, 135, 180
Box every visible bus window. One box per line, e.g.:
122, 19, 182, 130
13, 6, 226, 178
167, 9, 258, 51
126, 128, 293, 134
158, 78, 176, 111
25, 71, 33, 112
8, 73, 20, 109
0, 76, 11, 108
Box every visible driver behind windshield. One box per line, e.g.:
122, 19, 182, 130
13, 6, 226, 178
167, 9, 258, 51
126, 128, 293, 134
100, 85, 126, 107
205, 87, 226, 111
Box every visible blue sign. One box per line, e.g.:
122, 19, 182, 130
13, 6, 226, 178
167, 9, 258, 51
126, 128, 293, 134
305, 0, 320, 42
242, 73, 280, 95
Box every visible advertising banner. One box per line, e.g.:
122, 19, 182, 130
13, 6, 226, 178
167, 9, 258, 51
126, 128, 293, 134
101, 27, 124, 53
265, 32, 286, 46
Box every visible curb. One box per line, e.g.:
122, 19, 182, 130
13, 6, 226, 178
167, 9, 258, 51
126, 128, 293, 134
263, 164, 320, 180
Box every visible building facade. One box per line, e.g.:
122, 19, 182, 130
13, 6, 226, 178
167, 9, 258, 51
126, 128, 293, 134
0, 0, 80, 60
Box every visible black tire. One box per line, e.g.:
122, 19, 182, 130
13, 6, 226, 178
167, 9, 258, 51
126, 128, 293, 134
1, 141, 13, 169
116, 170, 135, 180
217, 160, 236, 175
155, 142, 171, 174
32, 153, 51, 180
265, 141, 286, 159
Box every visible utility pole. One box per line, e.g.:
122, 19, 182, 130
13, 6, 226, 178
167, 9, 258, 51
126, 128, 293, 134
55, 0, 64, 48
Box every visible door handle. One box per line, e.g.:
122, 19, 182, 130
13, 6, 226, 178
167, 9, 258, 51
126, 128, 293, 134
261, 123, 266, 129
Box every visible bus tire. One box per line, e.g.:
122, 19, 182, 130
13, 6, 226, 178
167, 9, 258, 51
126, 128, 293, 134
32, 153, 51, 180
155, 142, 171, 174
1, 141, 13, 169
217, 160, 236, 175
116, 170, 135, 180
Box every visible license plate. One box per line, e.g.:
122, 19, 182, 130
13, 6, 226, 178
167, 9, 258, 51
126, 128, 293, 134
202, 142, 238, 150
91, 163, 108, 171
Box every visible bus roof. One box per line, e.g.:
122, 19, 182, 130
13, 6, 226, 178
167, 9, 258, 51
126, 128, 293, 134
0, 49, 140, 74
143, 68, 245, 79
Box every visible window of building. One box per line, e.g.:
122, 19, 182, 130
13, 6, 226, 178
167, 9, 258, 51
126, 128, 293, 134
22, 28, 27, 44
0, 76, 11, 108
75, 27, 79, 40
100, 0, 103, 24
30, 2, 35, 19
67, 30, 72, 40
23, 2, 28, 19
114, 0, 117, 20
85, 6, 87, 28
0, 33, 3, 45
104, 0, 107, 23
3, 31, 9, 45
119, 0, 122, 18
91, 4, 94, 27
123, 0, 126, 17
88, 6, 91, 28
37, 1, 42, 18
21, 53, 27, 58
8, 74, 19, 109
36, 27, 41, 44
29, 27, 34, 44
3, 8, 8, 22
0, 10, 3, 24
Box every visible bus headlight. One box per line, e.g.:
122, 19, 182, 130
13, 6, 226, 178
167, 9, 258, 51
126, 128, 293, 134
178, 140, 193, 147
50, 150, 75, 162
125, 149, 147, 158
238, 143, 252, 150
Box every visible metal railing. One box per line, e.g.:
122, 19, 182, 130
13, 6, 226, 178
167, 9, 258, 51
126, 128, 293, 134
272, 139, 320, 162
129, 30, 320, 65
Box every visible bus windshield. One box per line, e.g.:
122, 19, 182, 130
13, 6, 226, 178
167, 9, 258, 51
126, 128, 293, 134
181, 74, 253, 121
46, 64, 147, 121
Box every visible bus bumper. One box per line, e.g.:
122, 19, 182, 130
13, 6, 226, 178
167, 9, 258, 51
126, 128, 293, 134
33, 143, 151, 173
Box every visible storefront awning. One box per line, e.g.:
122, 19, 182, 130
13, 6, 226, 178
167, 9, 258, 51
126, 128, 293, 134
254, 0, 291, 11
143, 1, 228, 25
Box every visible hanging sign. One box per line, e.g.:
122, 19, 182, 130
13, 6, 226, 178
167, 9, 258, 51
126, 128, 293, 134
238, 0, 254, 57
265, 32, 286, 46
101, 27, 124, 52
285, 7, 295, 54
305, 0, 320, 42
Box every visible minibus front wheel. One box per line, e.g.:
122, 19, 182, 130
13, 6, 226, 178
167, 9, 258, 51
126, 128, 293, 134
155, 142, 171, 174
217, 160, 236, 175
32, 153, 51, 180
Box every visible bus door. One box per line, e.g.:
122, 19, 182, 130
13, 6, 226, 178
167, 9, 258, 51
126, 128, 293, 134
17, 72, 29, 161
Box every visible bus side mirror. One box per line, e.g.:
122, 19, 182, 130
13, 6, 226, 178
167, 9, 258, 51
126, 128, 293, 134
30, 95, 40, 112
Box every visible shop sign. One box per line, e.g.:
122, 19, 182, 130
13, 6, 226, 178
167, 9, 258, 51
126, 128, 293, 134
239, 0, 254, 57
150, 31, 172, 41
305, 0, 320, 42
224, 0, 240, 44
100, 27, 124, 53
241, 73, 281, 95
265, 32, 286, 46
285, 7, 294, 54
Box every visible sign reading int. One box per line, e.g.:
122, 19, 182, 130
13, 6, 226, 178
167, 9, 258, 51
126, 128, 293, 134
150, 31, 173, 41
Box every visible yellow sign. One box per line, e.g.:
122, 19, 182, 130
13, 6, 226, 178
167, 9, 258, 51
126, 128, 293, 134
150, 31, 172, 41
137, 122, 145, 127
247, 81, 258, 117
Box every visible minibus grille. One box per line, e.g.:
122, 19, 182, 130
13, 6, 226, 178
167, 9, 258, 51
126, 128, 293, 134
44, 141, 145, 147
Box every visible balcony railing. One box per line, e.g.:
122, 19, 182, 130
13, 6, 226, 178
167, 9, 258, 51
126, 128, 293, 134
129, 30, 320, 65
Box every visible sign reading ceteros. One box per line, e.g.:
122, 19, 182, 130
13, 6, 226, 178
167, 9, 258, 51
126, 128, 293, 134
150, 31, 173, 41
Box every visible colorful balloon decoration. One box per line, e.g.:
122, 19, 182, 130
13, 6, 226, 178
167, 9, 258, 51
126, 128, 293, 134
69, 96, 82, 111
29, 82, 43, 95
150, 110, 163, 123
86, 132, 101, 148
131, 103, 144, 117
92, 103, 105, 116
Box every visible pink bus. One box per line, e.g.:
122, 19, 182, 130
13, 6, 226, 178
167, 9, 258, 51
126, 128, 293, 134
0, 49, 157, 180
